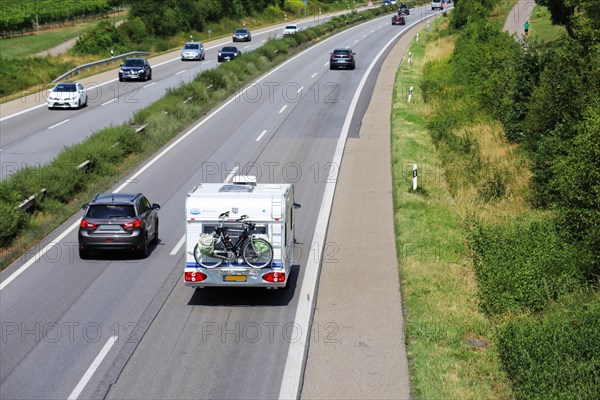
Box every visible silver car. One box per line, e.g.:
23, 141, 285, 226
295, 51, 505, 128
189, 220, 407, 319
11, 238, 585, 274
181, 42, 205, 61
47, 82, 87, 109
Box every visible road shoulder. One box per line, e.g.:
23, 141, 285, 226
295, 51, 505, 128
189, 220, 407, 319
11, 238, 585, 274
300, 22, 427, 400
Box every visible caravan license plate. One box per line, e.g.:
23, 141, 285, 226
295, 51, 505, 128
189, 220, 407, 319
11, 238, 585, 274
224, 275, 247, 282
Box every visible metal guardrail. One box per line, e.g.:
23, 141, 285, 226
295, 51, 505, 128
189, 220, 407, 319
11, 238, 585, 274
53, 51, 150, 82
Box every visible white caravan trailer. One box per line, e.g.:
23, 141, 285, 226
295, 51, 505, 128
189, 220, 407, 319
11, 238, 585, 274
183, 178, 299, 288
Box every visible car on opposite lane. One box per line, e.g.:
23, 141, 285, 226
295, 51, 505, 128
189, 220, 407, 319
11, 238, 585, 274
217, 46, 242, 62
118, 58, 152, 82
181, 42, 205, 61
283, 24, 299, 35
47, 82, 87, 109
78, 192, 160, 259
330, 48, 356, 70
232, 27, 251, 42
398, 3, 410, 15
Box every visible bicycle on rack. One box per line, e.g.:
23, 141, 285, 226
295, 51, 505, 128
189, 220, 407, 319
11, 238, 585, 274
193, 212, 273, 269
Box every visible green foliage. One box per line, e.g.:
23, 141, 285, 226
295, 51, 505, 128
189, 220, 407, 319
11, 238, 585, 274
468, 217, 589, 315
498, 290, 600, 399
119, 17, 148, 44
0, 0, 111, 33
450, 0, 488, 29
0, 56, 76, 97
72, 19, 128, 55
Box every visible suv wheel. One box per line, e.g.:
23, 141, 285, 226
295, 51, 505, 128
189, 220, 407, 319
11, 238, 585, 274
138, 233, 149, 259
151, 221, 159, 245
79, 247, 89, 259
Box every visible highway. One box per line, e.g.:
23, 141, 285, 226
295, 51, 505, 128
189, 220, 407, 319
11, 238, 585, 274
0, 7, 434, 400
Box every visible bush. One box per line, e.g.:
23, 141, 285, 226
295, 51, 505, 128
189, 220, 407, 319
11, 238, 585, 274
498, 291, 600, 399
0, 201, 25, 246
468, 217, 588, 314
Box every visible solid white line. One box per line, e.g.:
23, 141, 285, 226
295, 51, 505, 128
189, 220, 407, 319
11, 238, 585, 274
261, 39, 266, 43
256, 129, 268, 142
1, 11, 395, 291
310, 72, 318, 78
101, 98, 116, 106
170, 235, 186, 256
278, 16, 424, 400
67, 336, 117, 400
244, 45, 251, 49
48, 119, 70, 129
143, 82, 156, 88
323, 62, 329, 66
224, 166, 239, 183
278, 105, 287, 114
0, 103, 46, 121
175, 70, 186, 75
202, 60, 212, 65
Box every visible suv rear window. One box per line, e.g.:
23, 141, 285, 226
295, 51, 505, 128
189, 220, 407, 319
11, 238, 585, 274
86, 204, 136, 219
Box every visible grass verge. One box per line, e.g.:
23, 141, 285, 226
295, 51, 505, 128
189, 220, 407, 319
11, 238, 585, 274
391, 19, 514, 399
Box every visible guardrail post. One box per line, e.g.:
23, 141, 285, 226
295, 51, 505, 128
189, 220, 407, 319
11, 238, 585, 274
77, 160, 91, 171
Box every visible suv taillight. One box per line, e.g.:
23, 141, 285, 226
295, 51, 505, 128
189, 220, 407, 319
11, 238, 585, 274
123, 219, 142, 229
80, 219, 97, 229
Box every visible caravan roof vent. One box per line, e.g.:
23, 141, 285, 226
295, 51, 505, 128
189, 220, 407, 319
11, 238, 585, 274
232, 175, 257, 186
219, 184, 255, 193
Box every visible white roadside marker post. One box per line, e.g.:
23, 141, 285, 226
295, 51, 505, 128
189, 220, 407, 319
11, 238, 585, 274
412, 164, 418, 191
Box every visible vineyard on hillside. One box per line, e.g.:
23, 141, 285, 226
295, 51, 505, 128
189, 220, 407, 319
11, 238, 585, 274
0, 0, 116, 36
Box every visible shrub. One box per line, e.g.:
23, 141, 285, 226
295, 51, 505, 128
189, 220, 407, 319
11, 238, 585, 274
498, 291, 600, 400
468, 217, 588, 314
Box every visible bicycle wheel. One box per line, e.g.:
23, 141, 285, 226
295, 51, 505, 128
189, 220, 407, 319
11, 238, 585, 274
194, 241, 225, 268
242, 238, 273, 268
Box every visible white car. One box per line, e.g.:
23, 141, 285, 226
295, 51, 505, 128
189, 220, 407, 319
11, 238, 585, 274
283, 24, 299, 35
47, 82, 87, 109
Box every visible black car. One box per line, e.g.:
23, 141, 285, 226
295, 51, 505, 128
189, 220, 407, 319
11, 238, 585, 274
330, 48, 356, 70
218, 46, 242, 62
78, 193, 160, 259
392, 14, 406, 25
398, 3, 410, 15
118, 58, 152, 82
232, 28, 251, 42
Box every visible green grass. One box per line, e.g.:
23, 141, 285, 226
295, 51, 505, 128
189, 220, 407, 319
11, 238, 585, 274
529, 4, 566, 42
391, 20, 514, 400
0, 15, 127, 58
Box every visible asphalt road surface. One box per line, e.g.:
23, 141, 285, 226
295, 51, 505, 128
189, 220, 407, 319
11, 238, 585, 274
0, 6, 438, 400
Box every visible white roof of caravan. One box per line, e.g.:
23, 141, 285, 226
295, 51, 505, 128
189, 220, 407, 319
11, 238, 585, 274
187, 183, 291, 197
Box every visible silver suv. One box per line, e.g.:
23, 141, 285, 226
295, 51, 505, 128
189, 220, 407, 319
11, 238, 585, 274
181, 42, 205, 61
432, 0, 443, 10
78, 193, 160, 259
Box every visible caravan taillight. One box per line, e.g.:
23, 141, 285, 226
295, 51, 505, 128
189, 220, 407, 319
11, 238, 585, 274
262, 272, 285, 283
185, 271, 207, 282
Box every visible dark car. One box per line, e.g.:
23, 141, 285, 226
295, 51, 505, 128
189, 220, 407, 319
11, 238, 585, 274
78, 193, 160, 259
218, 46, 241, 62
330, 48, 356, 70
392, 14, 406, 25
232, 28, 251, 42
398, 3, 410, 15
118, 58, 152, 82
382, 0, 392, 6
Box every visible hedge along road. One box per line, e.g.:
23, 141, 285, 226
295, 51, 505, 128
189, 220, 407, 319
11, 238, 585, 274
0, 7, 359, 181
0, 7, 436, 399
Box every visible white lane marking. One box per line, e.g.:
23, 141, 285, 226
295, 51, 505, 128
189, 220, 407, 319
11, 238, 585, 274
0, 220, 80, 291
310, 72, 318, 78
67, 336, 117, 400
363, 34, 367, 38
297, 86, 304, 94
170, 235, 186, 256
370, 29, 375, 33
143, 82, 156, 88
202, 60, 212, 65
244, 45, 251, 49
1, 12, 396, 291
48, 119, 70, 129
323, 62, 329, 66
278, 105, 287, 114
355, 39, 359, 43
278, 16, 424, 400
175, 70, 186, 75
0, 103, 46, 121
256, 129, 267, 142
224, 166, 239, 183
261, 39, 266, 43
101, 98, 116, 106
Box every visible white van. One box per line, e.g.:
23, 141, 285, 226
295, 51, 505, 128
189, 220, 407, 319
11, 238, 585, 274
432, 0, 443, 10
183, 178, 299, 289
